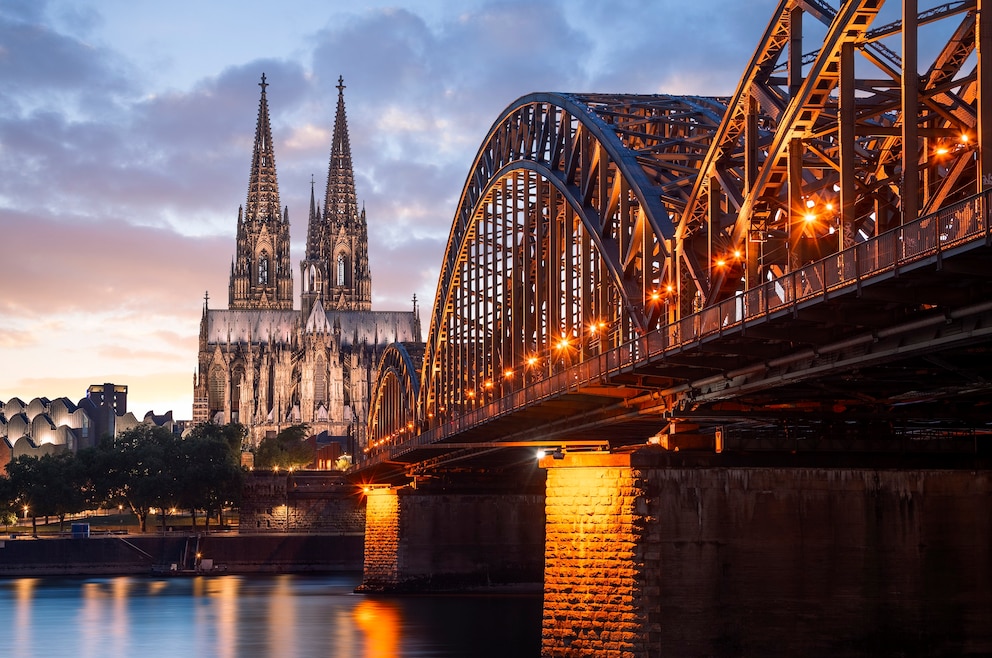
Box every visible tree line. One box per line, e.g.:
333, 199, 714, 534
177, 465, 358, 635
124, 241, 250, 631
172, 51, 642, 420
1, 421, 320, 536
1, 423, 248, 535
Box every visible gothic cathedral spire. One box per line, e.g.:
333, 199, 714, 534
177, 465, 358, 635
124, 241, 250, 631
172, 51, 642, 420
230, 73, 294, 310
302, 76, 372, 316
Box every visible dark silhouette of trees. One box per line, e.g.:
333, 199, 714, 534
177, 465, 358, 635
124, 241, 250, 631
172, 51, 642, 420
254, 424, 314, 470
6, 452, 89, 536
180, 422, 246, 530
2, 422, 248, 534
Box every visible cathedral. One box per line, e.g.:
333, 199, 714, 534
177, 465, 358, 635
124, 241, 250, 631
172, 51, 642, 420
193, 75, 421, 453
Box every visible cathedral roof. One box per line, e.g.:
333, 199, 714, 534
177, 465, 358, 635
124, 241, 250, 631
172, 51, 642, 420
204, 308, 419, 347
324, 310, 420, 346
204, 310, 300, 345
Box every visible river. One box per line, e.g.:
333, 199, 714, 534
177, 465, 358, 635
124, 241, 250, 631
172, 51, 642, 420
0, 573, 542, 657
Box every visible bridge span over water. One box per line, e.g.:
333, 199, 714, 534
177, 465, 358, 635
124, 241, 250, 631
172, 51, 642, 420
362, 0, 992, 481
351, 4, 992, 653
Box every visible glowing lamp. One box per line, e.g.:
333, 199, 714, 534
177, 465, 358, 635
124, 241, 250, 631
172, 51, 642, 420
803, 213, 816, 223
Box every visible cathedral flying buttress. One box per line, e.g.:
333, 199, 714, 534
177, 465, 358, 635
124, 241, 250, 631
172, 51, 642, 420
194, 75, 422, 454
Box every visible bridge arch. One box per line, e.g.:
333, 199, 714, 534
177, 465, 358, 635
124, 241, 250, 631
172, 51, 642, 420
417, 93, 725, 429
367, 342, 423, 454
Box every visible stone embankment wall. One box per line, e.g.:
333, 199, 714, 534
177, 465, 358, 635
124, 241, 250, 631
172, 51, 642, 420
0, 534, 363, 576
541, 449, 992, 657
240, 472, 365, 534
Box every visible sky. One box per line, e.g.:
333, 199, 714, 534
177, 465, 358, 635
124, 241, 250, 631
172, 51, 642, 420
0, 0, 787, 418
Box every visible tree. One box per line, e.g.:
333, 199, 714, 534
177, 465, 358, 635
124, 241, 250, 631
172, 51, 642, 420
83, 425, 181, 533
179, 423, 246, 531
5, 452, 88, 535
254, 424, 314, 470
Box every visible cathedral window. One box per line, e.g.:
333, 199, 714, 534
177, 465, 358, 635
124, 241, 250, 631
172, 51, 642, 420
337, 253, 346, 286
315, 358, 327, 403
209, 368, 226, 412
259, 255, 269, 284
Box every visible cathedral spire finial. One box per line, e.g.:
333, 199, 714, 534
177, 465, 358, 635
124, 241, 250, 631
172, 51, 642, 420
337, 75, 345, 93
229, 75, 293, 310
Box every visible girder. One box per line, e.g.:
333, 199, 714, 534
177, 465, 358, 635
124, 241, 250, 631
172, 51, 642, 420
416, 93, 726, 433
681, 0, 981, 311
362, 0, 992, 472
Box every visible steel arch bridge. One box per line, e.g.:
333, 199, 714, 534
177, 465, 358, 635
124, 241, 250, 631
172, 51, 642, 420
366, 0, 992, 470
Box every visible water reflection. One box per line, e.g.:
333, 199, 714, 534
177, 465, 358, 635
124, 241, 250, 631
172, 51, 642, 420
0, 574, 541, 658
354, 599, 400, 658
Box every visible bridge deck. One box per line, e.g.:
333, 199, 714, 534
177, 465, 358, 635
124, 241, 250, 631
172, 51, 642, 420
361, 191, 992, 480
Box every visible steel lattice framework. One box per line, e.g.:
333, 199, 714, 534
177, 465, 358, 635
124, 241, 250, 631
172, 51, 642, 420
685, 0, 985, 306
367, 0, 992, 456
414, 93, 727, 433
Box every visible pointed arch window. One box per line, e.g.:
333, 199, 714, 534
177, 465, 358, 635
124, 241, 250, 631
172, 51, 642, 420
337, 253, 346, 286
314, 356, 327, 404
208, 367, 226, 413
259, 254, 270, 284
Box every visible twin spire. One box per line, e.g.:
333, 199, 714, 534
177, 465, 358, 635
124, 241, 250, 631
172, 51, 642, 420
230, 73, 372, 314
245, 73, 281, 223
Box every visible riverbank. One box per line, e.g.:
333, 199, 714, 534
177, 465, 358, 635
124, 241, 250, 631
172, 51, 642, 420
0, 533, 363, 576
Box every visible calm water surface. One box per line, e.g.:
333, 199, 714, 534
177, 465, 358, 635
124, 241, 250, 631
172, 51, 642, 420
0, 573, 542, 657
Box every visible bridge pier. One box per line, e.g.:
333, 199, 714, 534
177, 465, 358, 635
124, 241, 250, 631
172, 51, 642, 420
357, 474, 545, 592
541, 449, 992, 657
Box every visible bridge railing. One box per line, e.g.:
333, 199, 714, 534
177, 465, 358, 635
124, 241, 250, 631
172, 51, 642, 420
370, 190, 989, 461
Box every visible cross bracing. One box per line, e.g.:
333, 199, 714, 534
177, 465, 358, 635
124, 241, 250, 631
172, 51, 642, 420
365, 0, 992, 468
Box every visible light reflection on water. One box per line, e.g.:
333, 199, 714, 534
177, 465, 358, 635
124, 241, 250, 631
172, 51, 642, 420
0, 574, 541, 658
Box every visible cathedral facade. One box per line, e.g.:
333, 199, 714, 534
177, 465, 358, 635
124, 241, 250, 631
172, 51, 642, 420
193, 76, 421, 453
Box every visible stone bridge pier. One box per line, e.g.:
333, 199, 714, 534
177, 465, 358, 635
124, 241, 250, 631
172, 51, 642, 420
357, 472, 546, 592
540, 449, 992, 657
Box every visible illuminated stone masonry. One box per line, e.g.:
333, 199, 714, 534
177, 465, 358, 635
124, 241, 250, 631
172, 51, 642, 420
358, 480, 545, 592
541, 448, 992, 657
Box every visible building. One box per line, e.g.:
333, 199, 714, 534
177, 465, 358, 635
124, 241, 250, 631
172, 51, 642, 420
0, 383, 177, 470
193, 75, 421, 452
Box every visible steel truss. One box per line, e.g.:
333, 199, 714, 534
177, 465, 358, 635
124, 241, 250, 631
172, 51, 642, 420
368, 0, 992, 450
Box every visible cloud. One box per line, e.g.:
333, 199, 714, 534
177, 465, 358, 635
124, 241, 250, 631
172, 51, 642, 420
1, 0, 780, 416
